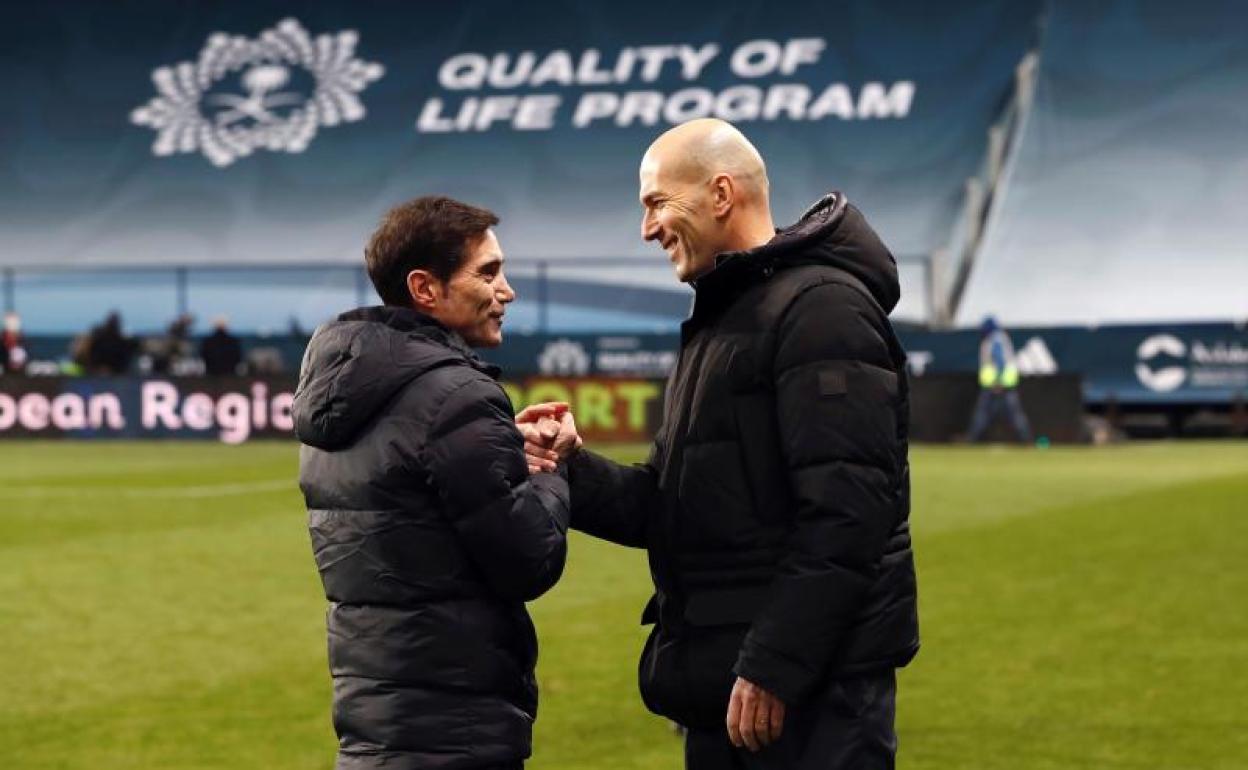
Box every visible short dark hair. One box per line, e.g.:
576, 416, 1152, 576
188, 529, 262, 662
365, 196, 499, 307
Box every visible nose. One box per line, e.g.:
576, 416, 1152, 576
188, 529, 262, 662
496, 270, 516, 304
641, 210, 661, 242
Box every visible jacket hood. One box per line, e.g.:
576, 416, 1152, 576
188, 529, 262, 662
293, 306, 493, 450
704, 192, 901, 314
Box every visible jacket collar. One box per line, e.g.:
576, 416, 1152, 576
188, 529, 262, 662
336, 305, 499, 377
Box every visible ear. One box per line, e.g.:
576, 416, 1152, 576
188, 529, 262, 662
710, 173, 735, 219
406, 269, 443, 313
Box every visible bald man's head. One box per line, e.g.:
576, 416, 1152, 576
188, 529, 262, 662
639, 119, 776, 282
643, 119, 770, 198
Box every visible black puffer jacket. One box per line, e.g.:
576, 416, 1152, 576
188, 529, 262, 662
294, 306, 570, 770
569, 193, 918, 729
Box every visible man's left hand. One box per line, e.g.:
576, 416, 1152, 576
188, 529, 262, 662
515, 402, 582, 474
726, 676, 785, 751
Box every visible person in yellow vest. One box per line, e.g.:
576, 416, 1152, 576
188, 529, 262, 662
967, 315, 1033, 443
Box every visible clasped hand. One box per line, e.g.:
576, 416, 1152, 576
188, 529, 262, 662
515, 401, 582, 474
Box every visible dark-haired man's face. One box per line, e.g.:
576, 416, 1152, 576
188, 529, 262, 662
435, 230, 515, 348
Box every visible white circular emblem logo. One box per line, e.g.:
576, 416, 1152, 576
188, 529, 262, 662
1135, 334, 1188, 392
130, 18, 384, 167
539, 339, 591, 376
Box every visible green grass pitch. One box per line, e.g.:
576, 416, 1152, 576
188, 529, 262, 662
1, 441, 1246, 769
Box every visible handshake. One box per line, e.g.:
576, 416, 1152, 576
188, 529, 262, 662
515, 402, 583, 475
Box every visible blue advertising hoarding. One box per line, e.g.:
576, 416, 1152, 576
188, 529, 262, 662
10, 321, 1248, 408
494, 322, 1248, 405
900, 323, 1248, 405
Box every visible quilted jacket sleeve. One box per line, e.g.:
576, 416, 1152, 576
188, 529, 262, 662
565, 447, 657, 548
425, 375, 571, 602
733, 280, 904, 704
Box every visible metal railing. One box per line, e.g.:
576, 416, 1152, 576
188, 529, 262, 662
2, 252, 934, 334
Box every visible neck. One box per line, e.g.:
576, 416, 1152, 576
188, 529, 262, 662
723, 210, 776, 253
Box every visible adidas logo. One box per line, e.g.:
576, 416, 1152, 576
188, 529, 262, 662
1015, 336, 1057, 376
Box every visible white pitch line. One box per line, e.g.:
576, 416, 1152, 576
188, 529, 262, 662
0, 479, 295, 499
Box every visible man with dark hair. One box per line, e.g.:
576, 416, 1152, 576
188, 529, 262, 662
522, 120, 918, 769
294, 195, 570, 770
365, 195, 502, 305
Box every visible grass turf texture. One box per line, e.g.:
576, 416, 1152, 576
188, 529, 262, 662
1, 441, 1246, 769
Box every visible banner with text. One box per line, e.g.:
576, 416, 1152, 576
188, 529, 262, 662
0, 376, 663, 443
2, 1, 1039, 274
488, 323, 1248, 405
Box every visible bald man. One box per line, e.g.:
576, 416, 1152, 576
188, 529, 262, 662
521, 119, 918, 769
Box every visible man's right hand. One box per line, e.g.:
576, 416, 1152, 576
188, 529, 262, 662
726, 677, 786, 752
516, 402, 582, 474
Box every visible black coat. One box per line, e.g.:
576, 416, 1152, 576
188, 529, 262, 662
568, 193, 919, 729
200, 329, 243, 376
294, 306, 570, 770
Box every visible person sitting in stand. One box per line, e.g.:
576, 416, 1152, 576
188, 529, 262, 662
200, 317, 244, 377
86, 312, 137, 376
2, 311, 28, 375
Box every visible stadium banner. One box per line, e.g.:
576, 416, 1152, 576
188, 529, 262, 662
496, 334, 681, 378
484, 323, 1248, 405
502, 377, 664, 444
9, 321, 1245, 431
899, 323, 1248, 405
0, 378, 296, 443
2, 0, 1039, 278
0, 376, 664, 444
0, 372, 1090, 444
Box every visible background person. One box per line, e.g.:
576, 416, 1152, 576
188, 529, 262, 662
144, 313, 195, 375
85, 312, 137, 376
200, 316, 243, 377
2, 311, 27, 374
967, 315, 1033, 443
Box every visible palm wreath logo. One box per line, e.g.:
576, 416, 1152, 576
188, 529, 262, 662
131, 18, 385, 167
